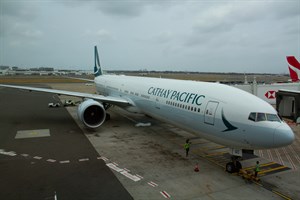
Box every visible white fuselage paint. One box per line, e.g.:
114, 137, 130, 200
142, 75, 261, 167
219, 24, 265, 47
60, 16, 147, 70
95, 75, 295, 150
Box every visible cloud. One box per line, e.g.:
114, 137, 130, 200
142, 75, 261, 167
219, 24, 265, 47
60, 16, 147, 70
269, 1, 300, 19
22, 29, 43, 39
148, 31, 173, 44
83, 29, 115, 42
183, 0, 299, 48
0, 1, 36, 20
0, 0, 299, 72
60, 0, 173, 18
95, 1, 146, 17
0, 1, 43, 46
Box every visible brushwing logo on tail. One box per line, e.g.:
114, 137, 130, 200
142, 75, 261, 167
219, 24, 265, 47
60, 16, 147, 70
222, 109, 237, 132
287, 56, 300, 82
94, 46, 102, 77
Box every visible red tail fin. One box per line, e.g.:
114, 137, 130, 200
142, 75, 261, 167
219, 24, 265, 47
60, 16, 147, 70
287, 56, 300, 82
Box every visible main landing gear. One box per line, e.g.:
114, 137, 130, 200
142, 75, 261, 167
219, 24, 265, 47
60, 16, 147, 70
226, 156, 242, 173
104, 103, 112, 121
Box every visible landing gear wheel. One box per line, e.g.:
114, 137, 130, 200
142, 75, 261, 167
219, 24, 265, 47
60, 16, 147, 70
226, 162, 235, 173
235, 161, 242, 172
226, 160, 242, 173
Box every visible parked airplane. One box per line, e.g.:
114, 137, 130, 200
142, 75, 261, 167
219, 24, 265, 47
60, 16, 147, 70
287, 56, 300, 82
0, 47, 295, 173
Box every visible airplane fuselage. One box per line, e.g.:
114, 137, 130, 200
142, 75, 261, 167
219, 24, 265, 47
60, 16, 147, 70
95, 75, 295, 150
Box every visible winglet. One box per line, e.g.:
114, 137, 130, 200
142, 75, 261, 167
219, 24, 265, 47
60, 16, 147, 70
287, 56, 300, 82
94, 46, 103, 77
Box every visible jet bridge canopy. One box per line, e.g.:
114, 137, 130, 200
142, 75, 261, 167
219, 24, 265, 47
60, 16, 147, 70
276, 89, 300, 122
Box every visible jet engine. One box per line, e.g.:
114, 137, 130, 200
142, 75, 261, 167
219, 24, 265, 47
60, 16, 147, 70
77, 99, 106, 128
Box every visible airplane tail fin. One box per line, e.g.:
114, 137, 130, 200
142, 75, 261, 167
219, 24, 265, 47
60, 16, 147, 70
94, 46, 103, 77
287, 56, 300, 82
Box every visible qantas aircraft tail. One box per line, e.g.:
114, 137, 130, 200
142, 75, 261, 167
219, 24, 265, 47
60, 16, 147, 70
287, 56, 300, 82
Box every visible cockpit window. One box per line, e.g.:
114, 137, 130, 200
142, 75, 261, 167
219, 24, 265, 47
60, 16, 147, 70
257, 113, 266, 121
266, 114, 281, 122
248, 112, 281, 122
248, 112, 256, 121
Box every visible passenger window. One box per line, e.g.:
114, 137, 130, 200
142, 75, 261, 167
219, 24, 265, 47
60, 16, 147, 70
257, 113, 266, 121
248, 113, 256, 121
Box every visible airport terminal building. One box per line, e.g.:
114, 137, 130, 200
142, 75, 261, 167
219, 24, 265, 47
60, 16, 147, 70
233, 80, 300, 121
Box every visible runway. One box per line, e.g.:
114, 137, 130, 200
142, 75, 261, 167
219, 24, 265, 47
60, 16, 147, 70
0, 86, 133, 200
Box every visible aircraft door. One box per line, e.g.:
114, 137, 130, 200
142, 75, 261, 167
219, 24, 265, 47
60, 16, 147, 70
204, 101, 219, 125
155, 97, 161, 110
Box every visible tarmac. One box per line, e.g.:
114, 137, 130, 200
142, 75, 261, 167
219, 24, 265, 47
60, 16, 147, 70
1, 82, 300, 200
52, 83, 300, 200
0, 85, 133, 200
78, 107, 300, 200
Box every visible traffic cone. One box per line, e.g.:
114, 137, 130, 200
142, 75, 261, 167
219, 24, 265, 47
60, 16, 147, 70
194, 164, 199, 172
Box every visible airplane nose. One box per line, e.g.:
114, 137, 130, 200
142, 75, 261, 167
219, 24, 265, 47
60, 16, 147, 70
273, 124, 295, 147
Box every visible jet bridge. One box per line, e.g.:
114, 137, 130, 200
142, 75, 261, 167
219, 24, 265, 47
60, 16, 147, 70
276, 89, 300, 122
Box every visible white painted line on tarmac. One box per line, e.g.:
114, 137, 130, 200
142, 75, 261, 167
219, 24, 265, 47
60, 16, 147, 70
267, 150, 273, 161
282, 147, 296, 170
136, 174, 143, 179
120, 171, 141, 182
295, 155, 300, 165
160, 191, 171, 198
147, 181, 158, 187
106, 163, 140, 182
0, 151, 16, 156
100, 156, 109, 161
0, 148, 159, 187
135, 122, 151, 127
123, 168, 130, 172
106, 163, 123, 172
79, 158, 89, 162
60, 160, 70, 164
288, 145, 300, 165
275, 149, 284, 165
258, 150, 263, 157
47, 159, 56, 163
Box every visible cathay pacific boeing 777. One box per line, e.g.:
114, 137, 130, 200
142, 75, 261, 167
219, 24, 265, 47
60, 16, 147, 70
0, 46, 294, 173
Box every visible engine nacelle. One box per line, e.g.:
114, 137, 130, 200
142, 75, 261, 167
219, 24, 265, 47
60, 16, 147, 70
77, 99, 106, 129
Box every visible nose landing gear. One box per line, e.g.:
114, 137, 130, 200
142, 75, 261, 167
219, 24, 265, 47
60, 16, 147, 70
226, 156, 242, 173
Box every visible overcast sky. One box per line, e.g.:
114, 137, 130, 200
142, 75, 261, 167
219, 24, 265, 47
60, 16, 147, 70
0, 0, 299, 73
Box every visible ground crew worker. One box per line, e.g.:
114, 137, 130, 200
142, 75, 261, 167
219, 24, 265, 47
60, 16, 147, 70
184, 139, 191, 157
254, 161, 260, 177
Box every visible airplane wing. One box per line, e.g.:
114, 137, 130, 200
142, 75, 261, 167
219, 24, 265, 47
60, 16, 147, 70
63, 76, 95, 82
0, 84, 131, 107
